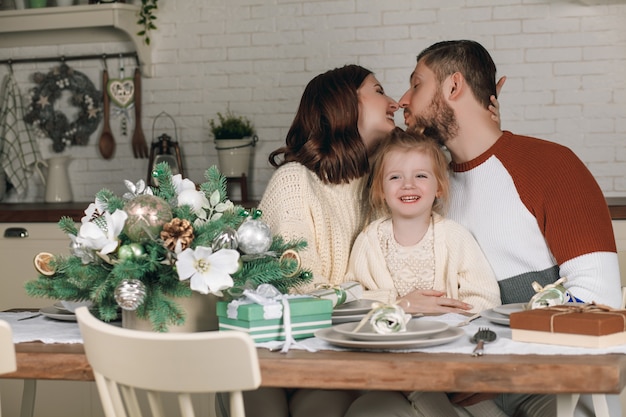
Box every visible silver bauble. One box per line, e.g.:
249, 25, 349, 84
114, 279, 147, 311
212, 227, 239, 251
237, 219, 272, 254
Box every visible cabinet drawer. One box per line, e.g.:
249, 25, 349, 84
0, 222, 70, 310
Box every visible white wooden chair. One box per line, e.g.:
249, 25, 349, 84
0, 320, 17, 417
75, 307, 261, 417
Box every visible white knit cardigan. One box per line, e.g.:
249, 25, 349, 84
344, 213, 501, 313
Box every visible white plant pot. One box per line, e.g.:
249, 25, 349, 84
215, 136, 257, 177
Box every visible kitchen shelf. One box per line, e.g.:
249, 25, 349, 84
0, 4, 153, 77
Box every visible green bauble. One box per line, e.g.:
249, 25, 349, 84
123, 194, 173, 242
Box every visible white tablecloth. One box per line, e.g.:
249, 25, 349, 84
4, 310, 626, 357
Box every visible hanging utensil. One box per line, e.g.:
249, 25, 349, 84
98, 66, 116, 160
106, 55, 135, 137
131, 67, 149, 159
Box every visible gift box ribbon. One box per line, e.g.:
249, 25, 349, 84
546, 302, 626, 333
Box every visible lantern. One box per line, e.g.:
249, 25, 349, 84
148, 112, 184, 186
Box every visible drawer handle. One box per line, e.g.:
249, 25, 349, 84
3, 227, 29, 238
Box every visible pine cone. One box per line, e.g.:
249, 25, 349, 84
160, 218, 194, 251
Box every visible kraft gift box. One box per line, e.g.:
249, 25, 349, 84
217, 297, 333, 342
509, 305, 626, 348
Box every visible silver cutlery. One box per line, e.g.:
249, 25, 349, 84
471, 327, 496, 356
457, 311, 481, 327
17, 313, 42, 321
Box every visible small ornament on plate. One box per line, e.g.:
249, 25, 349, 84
528, 277, 574, 309
114, 279, 147, 311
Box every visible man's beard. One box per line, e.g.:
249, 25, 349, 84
407, 92, 458, 147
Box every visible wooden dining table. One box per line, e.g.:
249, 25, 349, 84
5, 340, 626, 417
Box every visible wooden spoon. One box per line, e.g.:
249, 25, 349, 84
98, 69, 116, 159
131, 67, 149, 158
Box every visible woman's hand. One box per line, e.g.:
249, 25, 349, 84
489, 76, 507, 127
398, 289, 473, 314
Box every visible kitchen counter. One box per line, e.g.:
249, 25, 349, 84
1, 198, 624, 223
0, 199, 261, 223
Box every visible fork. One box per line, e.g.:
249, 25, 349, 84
471, 327, 497, 357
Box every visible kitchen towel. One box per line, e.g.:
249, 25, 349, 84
0, 73, 44, 197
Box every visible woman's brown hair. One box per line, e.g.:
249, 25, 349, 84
269, 65, 372, 184
366, 127, 450, 222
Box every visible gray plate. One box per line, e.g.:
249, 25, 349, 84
40, 306, 77, 322
315, 326, 464, 350
332, 299, 377, 316
333, 319, 448, 342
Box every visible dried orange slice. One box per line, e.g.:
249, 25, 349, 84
34, 252, 56, 276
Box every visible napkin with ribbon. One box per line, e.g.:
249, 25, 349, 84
307, 282, 363, 307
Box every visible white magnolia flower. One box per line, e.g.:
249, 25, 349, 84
176, 246, 239, 296
172, 174, 197, 194
76, 209, 128, 256
80, 201, 107, 224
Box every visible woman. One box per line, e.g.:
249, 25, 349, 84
258, 64, 399, 292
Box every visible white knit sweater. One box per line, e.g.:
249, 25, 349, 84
344, 213, 501, 313
258, 162, 366, 292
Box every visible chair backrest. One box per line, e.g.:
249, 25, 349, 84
0, 320, 17, 417
75, 307, 261, 417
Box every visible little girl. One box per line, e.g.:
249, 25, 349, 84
345, 127, 500, 313
343, 127, 506, 417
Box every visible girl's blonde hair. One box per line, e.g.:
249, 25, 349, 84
365, 127, 450, 222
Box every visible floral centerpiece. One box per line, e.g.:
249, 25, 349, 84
25, 164, 311, 331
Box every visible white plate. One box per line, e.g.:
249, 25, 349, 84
481, 308, 510, 326
53, 301, 68, 312
332, 314, 366, 324
332, 319, 448, 341
332, 299, 377, 316
493, 303, 527, 316
40, 306, 77, 322
314, 326, 464, 350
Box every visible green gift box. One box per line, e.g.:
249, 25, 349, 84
217, 297, 333, 342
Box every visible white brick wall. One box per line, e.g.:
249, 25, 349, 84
1, 0, 625, 203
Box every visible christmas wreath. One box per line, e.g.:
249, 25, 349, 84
25, 164, 312, 332
24, 64, 103, 153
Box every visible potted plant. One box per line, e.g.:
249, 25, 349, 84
210, 111, 258, 177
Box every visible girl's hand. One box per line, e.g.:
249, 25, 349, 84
489, 76, 507, 127
398, 289, 473, 314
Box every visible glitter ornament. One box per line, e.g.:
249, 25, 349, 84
237, 219, 272, 254
114, 279, 147, 311
212, 227, 239, 251
123, 194, 173, 242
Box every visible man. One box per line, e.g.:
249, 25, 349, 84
398, 39, 622, 416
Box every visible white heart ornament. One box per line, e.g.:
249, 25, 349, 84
107, 78, 135, 108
